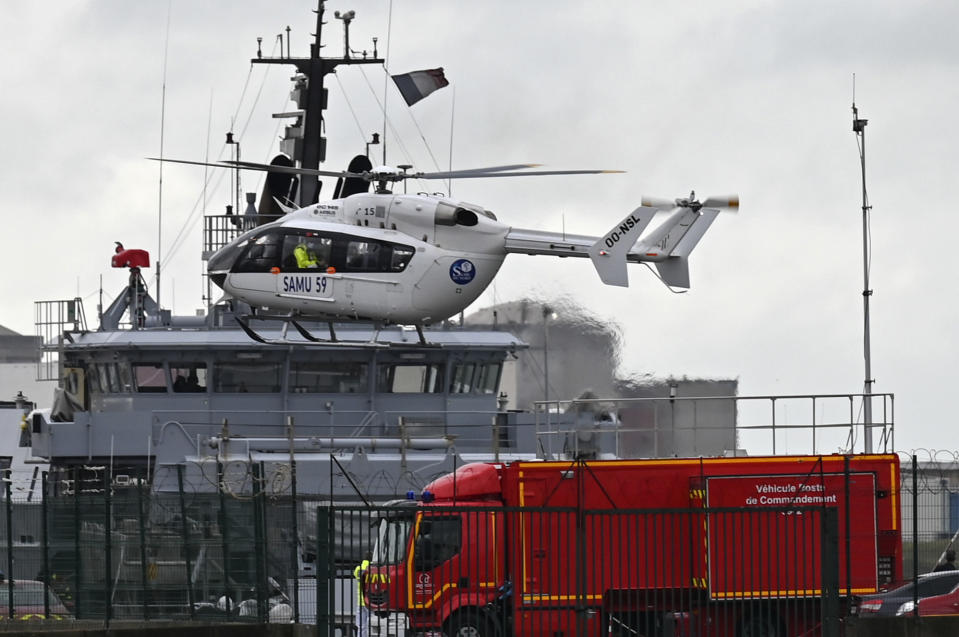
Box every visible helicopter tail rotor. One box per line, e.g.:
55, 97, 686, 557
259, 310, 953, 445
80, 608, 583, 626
640, 192, 738, 288
584, 192, 737, 288
701, 194, 740, 212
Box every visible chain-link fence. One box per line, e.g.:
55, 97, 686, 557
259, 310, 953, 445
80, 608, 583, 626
0, 456, 954, 633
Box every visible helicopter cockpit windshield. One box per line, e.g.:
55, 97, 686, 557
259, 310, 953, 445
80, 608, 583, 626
207, 226, 273, 283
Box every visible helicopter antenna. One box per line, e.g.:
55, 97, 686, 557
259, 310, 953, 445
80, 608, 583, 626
851, 75, 875, 452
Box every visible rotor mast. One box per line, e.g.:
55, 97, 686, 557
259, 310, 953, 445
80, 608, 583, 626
252, 0, 383, 207
852, 102, 874, 452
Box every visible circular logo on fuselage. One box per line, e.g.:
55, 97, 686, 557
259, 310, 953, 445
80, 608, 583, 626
449, 259, 476, 284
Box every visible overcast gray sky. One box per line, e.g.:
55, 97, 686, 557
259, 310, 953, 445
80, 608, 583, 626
2, 1, 957, 454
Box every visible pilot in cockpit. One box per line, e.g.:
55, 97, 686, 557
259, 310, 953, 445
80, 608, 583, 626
294, 240, 321, 268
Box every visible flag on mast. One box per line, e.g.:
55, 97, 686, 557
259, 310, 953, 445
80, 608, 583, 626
391, 68, 449, 106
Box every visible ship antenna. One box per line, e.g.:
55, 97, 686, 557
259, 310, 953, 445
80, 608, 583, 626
381, 0, 394, 165
156, 0, 173, 310
851, 74, 875, 452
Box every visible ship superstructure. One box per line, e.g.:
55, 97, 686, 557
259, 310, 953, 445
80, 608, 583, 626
24, 2, 597, 502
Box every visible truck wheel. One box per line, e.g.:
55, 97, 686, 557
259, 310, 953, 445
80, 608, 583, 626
445, 608, 495, 637
738, 613, 782, 637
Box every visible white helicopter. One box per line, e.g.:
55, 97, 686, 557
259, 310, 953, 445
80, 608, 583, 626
162, 158, 737, 330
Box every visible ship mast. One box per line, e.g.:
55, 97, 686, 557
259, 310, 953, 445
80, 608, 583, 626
252, 0, 383, 207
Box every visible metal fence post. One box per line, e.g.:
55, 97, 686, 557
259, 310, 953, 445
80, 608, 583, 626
104, 470, 112, 626
73, 467, 82, 619
217, 460, 232, 611
316, 506, 332, 637
912, 454, 919, 616
289, 416, 300, 623
177, 465, 196, 619
252, 462, 266, 621
5, 469, 14, 620
41, 471, 50, 619
136, 477, 151, 619
820, 507, 840, 637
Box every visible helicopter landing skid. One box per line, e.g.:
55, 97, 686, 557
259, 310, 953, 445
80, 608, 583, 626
234, 315, 430, 347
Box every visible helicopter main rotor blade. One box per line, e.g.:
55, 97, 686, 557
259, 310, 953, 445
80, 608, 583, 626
416, 168, 625, 180
422, 163, 543, 177
148, 157, 360, 180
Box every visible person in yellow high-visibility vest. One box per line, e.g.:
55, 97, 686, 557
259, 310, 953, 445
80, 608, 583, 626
353, 551, 372, 637
294, 241, 320, 268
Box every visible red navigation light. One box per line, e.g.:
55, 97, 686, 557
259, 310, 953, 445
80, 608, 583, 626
111, 249, 151, 269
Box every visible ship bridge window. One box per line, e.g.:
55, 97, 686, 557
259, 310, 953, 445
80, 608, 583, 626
117, 361, 133, 392
475, 362, 502, 394
450, 362, 501, 394
214, 362, 282, 393
233, 232, 283, 273
91, 362, 130, 394
134, 363, 167, 393
378, 363, 445, 393
290, 361, 368, 393
170, 364, 208, 393
88, 364, 104, 394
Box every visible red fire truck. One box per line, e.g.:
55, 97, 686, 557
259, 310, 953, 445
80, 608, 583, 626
366, 455, 901, 637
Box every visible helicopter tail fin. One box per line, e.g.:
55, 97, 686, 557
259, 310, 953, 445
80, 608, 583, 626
647, 207, 720, 288
655, 258, 690, 288
587, 206, 658, 287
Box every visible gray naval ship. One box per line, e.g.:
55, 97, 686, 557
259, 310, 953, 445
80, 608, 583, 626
13, 5, 896, 623
24, 2, 620, 506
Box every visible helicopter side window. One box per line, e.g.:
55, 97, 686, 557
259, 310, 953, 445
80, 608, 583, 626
345, 240, 382, 271
233, 232, 283, 273
389, 246, 414, 272
282, 233, 332, 270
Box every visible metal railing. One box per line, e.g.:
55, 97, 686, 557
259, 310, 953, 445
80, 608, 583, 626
534, 392, 895, 459
203, 214, 282, 259
33, 298, 86, 381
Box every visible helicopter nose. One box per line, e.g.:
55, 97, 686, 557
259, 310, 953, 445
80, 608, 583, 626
210, 272, 227, 288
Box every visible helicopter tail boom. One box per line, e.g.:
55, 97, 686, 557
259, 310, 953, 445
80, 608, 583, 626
504, 196, 729, 289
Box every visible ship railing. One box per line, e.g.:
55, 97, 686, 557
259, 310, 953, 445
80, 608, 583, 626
152, 408, 526, 457
202, 213, 283, 259
34, 298, 87, 381
533, 392, 895, 459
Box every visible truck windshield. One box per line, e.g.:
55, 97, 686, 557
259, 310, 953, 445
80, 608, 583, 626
373, 517, 413, 565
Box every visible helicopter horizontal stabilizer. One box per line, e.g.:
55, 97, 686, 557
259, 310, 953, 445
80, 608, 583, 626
587, 206, 658, 286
